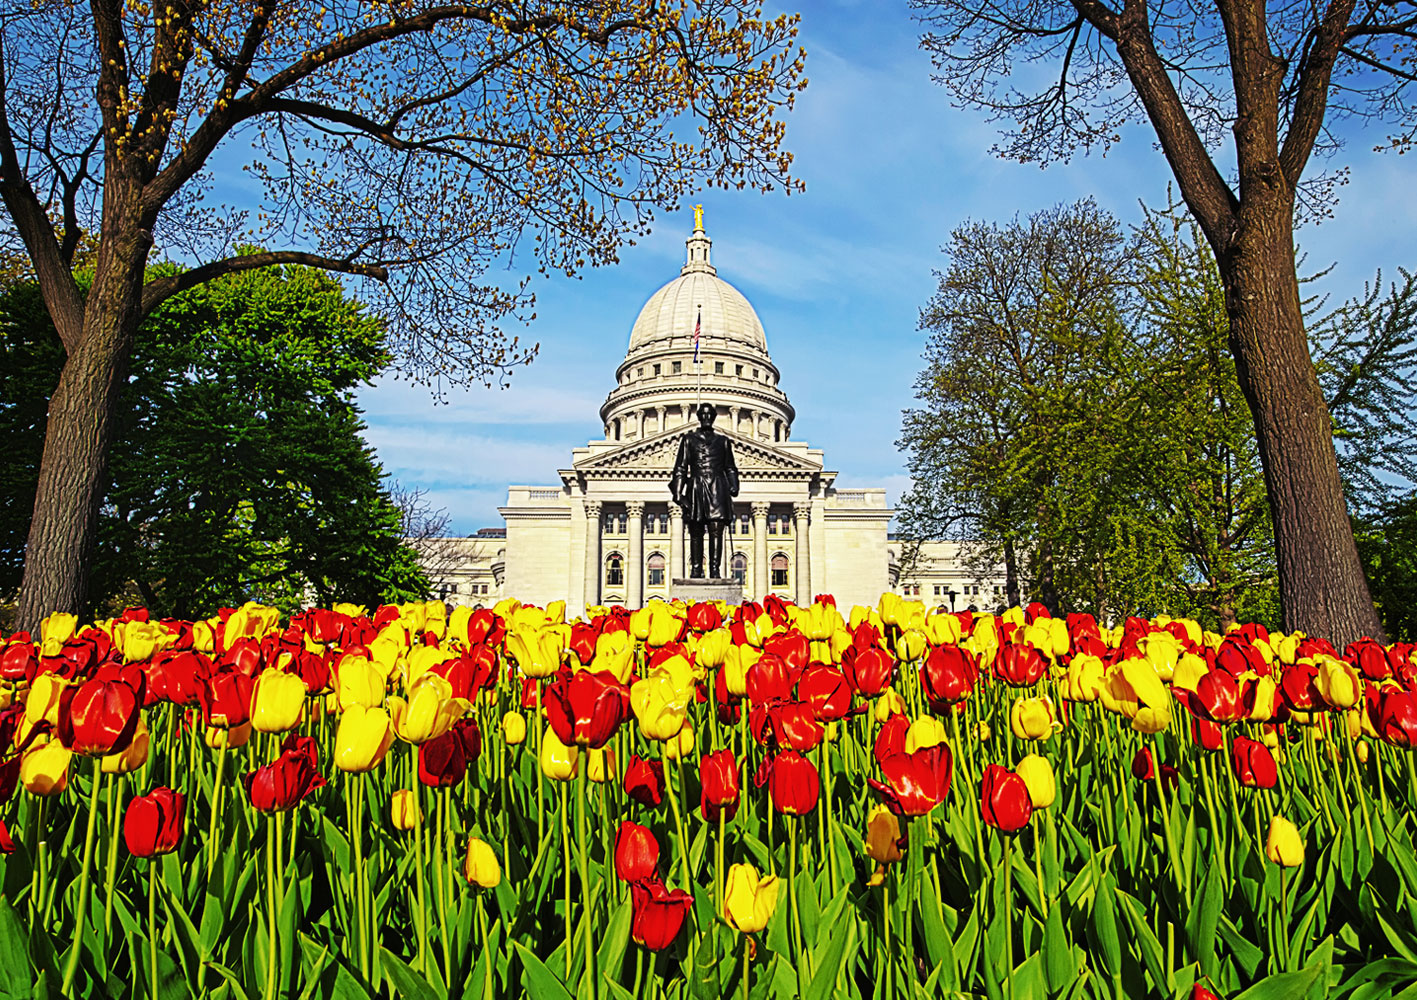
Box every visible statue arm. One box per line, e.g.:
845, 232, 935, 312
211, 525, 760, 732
670, 436, 691, 503
724, 439, 739, 496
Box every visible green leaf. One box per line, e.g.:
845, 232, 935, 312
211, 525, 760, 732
1089, 877, 1121, 978
381, 948, 441, 1000
1115, 889, 1169, 995
0, 898, 31, 1000
297, 935, 372, 1000
1042, 903, 1075, 993
803, 909, 853, 1000
514, 942, 575, 1000
1232, 965, 1323, 1000
596, 897, 632, 984
1186, 857, 1224, 980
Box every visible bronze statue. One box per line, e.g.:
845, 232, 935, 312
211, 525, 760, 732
670, 402, 739, 578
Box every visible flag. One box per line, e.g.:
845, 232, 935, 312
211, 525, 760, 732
693, 309, 701, 363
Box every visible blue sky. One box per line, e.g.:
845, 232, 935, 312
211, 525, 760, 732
357, 1, 1417, 536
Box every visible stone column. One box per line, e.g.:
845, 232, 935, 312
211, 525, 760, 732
751, 502, 769, 599
583, 501, 602, 611
627, 501, 645, 608
793, 502, 812, 606
669, 502, 683, 581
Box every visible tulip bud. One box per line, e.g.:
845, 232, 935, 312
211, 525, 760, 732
723, 862, 780, 932
973, 720, 991, 742
1265, 815, 1304, 867
1357, 740, 1370, 764
874, 689, 907, 722
1015, 754, 1056, 809
463, 837, 502, 889
864, 804, 904, 875
20, 740, 71, 796
205, 721, 252, 750
502, 711, 527, 746
540, 725, 579, 781
391, 788, 423, 831
588, 746, 615, 784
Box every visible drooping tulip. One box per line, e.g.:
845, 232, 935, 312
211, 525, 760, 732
864, 804, 904, 880
123, 787, 185, 857
629, 879, 693, 951
723, 862, 780, 932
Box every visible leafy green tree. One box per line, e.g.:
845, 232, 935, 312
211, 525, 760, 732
0, 260, 428, 619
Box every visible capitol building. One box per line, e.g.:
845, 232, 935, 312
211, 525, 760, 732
422, 213, 1001, 617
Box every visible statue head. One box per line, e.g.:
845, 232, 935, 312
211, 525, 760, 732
696, 402, 717, 429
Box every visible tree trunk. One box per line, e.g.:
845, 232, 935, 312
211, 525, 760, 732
15, 264, 142, 629
1002, 536, 1020, 609
1219, 203, 1385, 647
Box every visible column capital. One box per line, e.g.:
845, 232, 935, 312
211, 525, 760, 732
668, 502, 683, 519
751, 501, 771, 519
626, 500, 646, 518
584, 499, 603, 516
792, 502, 811, 520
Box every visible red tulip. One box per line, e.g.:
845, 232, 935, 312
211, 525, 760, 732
686, 602, 723, 633
762, 630, 810, 674
123, 787, 185, 857
1192, 985, 1223, 1000
569, 623, 599, 667
144, 650, 207, 708
543, 670, 629, 748
699, 749, 740, 821
1194, 670, 1247, 724
746, 653, 796, 704
766, 702, 825, 751
245, 734, 326, 813
0, 818, 13, 854
433, 644, 497, 700
798, 665, 853, 721
0, 641, 35, 682
1130, 747, 1180, 789
920, 645, 977, 710
418, 728, 467, 788
714, 669, 741, 725
874, 714, 911, 764
1278, 664, 1321, 713
1230, 735, 1278, 789
58, 663, 146, 757
1215, 638, 1268, 678
979, 764, 1032, 833
615, 821, 659, 883
630, 879, 693, 951
466, 609, 505, 647
766, 750, 819, 815
624, 756, 666, 807
841, 645, 893, 697
870, 744, 953, 817
1193, 716, 1224, 752
994, 644, 1046, 686
198, 667, 255, 729
1372, 688, 1417, 748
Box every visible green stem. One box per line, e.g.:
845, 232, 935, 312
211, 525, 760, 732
103, 772, 124, 941
562, 781, 572, 979
435, 792, 452, 988
266, 814, 278, 1000
60, 759, 104, 995
413, 781, 428, 976
207, 741, 227, 882
1003, 833, 1015, 1000
1151, 735, 1191, 906
149, 860, 159, 1000
578, 764, 599, 1000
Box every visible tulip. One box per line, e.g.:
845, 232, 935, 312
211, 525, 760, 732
502, 711, 527, 746
699, 749, 740, 821
251, 669, 306, 734
102, 716, 150, 775
763, 702, 824, 751
864, 804, 904, 884
418, 726, 469, 788
919, 644, 977, 709
799, 665, 853, 721
842, 646, 894, 697
894, 629, 927, 663
463, 837, 501, 888
114, 620, 172, 664
768, 750, 820, 815
630, 664, 693, 742
694, 628, 732, 670
593, 631, 636, 683
58, 663, 146, 757
994, 644, 1047, 686
870, 743, 953, 817
204, 721, 252, 750
1061, 654, 1105, 702
1265, 815, 1304, 867
615, 821, 660, 883
625, 756, 666, 807
124, 787, 184, 857
687, 602, 723, 633
544, 669, 630, 748
1316, 657, 1362, 710
904, 715, 947, 753
21, 739, 71, 796
1100, 658, 1172, 733
722, 644, 759, 697
1009, 696, 1058, 741
1193, 716, 1224, 752
723, 862, 780, 932
1015, 754, 1056, 809
389, 674, 470, 744
980, 764, 1032, 834
334, 705, 395, 773
199, 668, 255, 729
874, 688, 908, 721
1230, 735, 1278, 789
1192, 986, 1223, 1000
539, 725, 579, 780
629, 879, 693, 951
39, 612, 78, 654
504, 625, 564, 678
391, 788, 423, 830
245, 734, 326, 813
336, 657, 385, 710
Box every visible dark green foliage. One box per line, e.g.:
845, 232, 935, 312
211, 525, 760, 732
0, 260, 428, 618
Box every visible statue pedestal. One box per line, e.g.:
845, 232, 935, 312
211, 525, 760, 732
670, 577, 742, 603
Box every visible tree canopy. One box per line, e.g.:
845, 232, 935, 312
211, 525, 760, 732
0, 260, 429, 620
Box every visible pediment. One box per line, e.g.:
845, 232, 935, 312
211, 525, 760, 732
574, 427, 822, 476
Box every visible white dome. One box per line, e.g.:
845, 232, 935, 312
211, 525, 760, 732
627, 270, 768, 354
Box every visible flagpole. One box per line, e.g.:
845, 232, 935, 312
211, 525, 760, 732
694, 302, 702, 411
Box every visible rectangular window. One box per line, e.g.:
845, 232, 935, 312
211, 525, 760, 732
934, 585, 943, 596
740, 513, 750, 534
771, 566, 789, 587
714, 361, 725, 374
637, 367, 644, 377
672, 361, 682, 373
752, 368, 759, 379
767, 517, 777, 535
648, 567, 665, 586
653, 364, 661, 376
736, 365, 743, 376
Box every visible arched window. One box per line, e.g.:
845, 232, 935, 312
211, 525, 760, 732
647, 553, 666, 587
606, 553, 624, 587
731, 553, 747, 586
771, 553, 789, 588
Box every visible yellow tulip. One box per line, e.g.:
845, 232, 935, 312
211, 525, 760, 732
505, 625, 564, 678
905, 715, 948, 753
1010, 696, 1058, 741
391, 789, 423, 830
724, 863, 780, 932
102, 717, 149, 775
335, 705, 396, 772
545, 601, 567, 625
422, 600, 448, 638
337, 657, 385, 710
368, 635, 404, 681
388, 674, 469, 744
693, 629, 732, 670
1139, 632, 1182, 682
1062, 654, 1104, 703
1246, 675, 1278, 722
588, 746, 616, 783
874, 688, 907, 722
540, 725, 579, 780
1100, 658, 1171, 733
204, 721, 252, 750
1015, 754, 1056, 809
493, 597, 522, 620
21, 740, 71, 796
251, 670, 306, 734
848, 605, 882, 632
1316, 657, 1361, 710
894, 629, 927, 663
1265, 816, 1304, 868
39, 612, 78, 656
224, 602, 280, 642
19, 673, 71, 745
404, 644, 456, 690
191, 620, 217, 653
464, 837, 502, 889
631, 658, 695, 741
722, 644, 760, 697
1171, 653, 1209, 693
593, 630, 636, 682
113, 620, 172, 663
865, 805, 903, 885
878, 592, 905, 627
502, 711, 527, 746
398, 601, 429, 635
1001, 606, 1026, 628
662, 722, 696, 762
446, 606, 474, 647
973, 720, 992, 742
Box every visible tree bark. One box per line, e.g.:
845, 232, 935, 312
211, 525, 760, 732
1218, 201, 1386, 646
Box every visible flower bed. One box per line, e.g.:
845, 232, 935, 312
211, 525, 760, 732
1, 595, 1414, 999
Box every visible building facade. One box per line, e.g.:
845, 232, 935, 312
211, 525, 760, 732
424, 214, 1001, 617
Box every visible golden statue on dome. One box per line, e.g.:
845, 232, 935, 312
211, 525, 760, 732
693, 203, 704, 231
